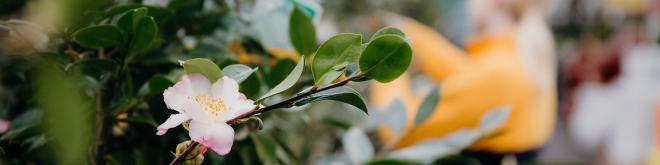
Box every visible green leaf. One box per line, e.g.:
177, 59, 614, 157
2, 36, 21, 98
414, 86, 441, 125
258, 56, 305, 101
71, 58, 119, 82
359, 35, 412, 83
117, 8, 147, 35
241, 73, 262, 100
312, 33, 362, 85
250, 133, 279, 165
289, 6, 316, 55
72, 25, 123, 49
138, 75, 174, 96
293, 86, 368, 114
222, 64, 258, 84
129, 16, 157, 55
371, 27, 405, 41
103, 4, 143, 17
182, 58, 223, 82
267, 59, 296, 87
342, 127, 374, 164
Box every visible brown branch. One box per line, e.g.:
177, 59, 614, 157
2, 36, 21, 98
168, 75, 362, 165
168, 142, 199, 165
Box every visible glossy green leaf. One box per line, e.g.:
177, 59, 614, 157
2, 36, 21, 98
359, 35, 412, 83
371, 27, 405, 41
72, 25, 123, 49
222, 64, 258, 84
289, 6, 316, 55
342, 127, 374, 165
116, 8, 145, 40
258, 56, 305, 101
312, 33, 362, 85
129, 16, 157, 55
414, 86, 441, 125
250, 133, 278, 165
293, 86, 368, 114
182, 58, 223, 82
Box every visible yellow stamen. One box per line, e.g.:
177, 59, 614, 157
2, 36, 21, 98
193, 94, 229, 119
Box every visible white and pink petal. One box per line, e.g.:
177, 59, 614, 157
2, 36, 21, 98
156, 114, 190, 135
163, 74, 212, 112
211, 76, 241, 101
188, 120, 235, 155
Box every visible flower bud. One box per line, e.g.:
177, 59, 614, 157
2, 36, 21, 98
175, 141, 192, 155
175, 140, 206, 160
182, 154, 204, 165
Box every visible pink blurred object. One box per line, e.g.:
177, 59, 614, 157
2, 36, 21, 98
0, 119, 11, 134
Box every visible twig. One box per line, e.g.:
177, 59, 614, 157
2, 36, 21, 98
168, 75, 363, 165
226, 75, 361, 124
168, 142, 199, 165
93, 90, 108, 165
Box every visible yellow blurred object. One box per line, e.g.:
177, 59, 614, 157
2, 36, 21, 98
371, 17, 555, 152
228, 42, 300, 65
603, 0, 648, 15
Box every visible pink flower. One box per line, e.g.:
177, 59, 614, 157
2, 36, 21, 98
156, 74, 255, 155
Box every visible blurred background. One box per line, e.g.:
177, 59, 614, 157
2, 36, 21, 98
1, 0, 660, 164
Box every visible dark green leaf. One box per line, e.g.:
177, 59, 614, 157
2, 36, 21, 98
103, 4, 143, 17
222, 64, 258, 84
240, 73, 262, 99
71, 58, 119, 81
293, 86, 368, 114
250, 133, 278, 165
289, 6, 316, 55
129, 16, 157, 55
371, 27, 405, 41
131, 8, 148, 27
359, 35, 412, 83
312, 33, 362, 85
182, 58, 223, 82
414, 86, 441, 125
138, 75, 174, 96
258, 56, 305, 101
73, 25, 123, 49
267, 59, 296, 87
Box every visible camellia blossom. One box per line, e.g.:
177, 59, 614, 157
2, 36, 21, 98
156, 74, 255, 155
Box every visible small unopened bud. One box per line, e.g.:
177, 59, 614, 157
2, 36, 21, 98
175, 141, 192, 155
175, 140, 206, 160
182, 154, 204, 165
